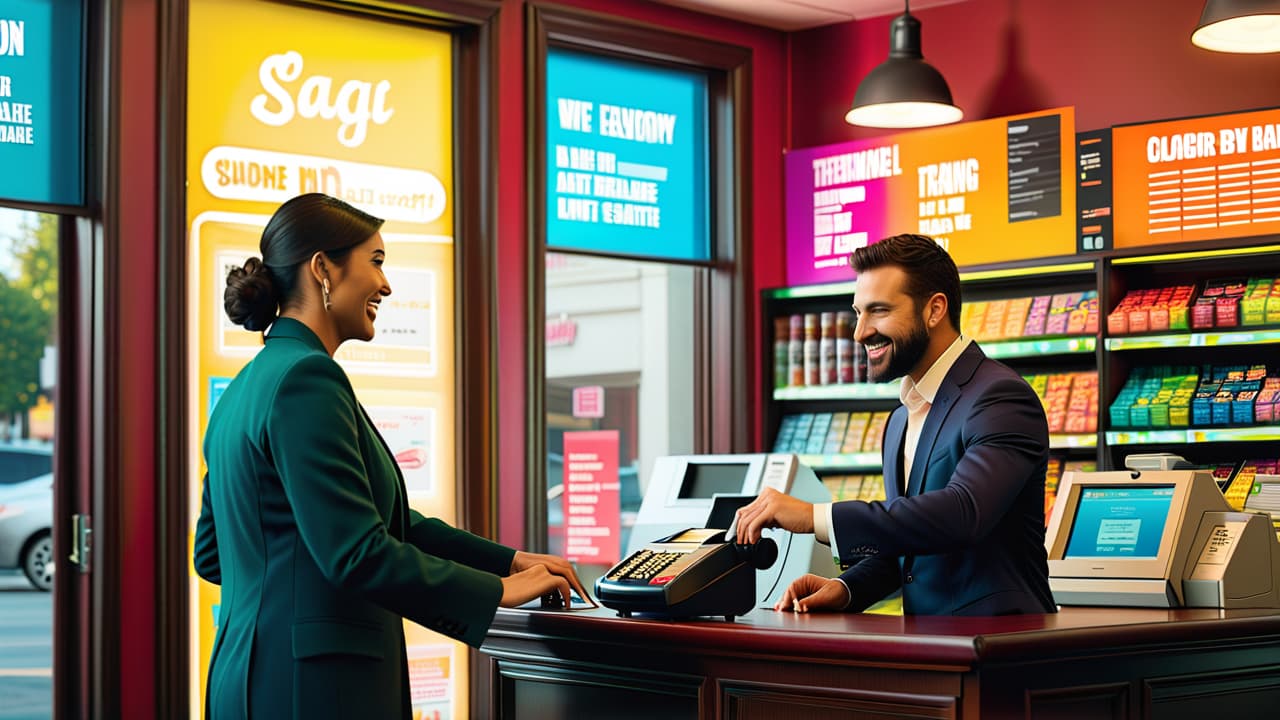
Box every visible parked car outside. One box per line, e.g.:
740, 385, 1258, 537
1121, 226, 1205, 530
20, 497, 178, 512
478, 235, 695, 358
0, 443, 54, 591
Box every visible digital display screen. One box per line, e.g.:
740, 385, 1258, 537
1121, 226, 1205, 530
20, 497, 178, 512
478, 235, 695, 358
1064, 485, 1175, 558
678, 463, 749, 499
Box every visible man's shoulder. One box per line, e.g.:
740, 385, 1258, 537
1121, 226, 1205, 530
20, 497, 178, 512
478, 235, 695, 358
966, 353, 1038, 398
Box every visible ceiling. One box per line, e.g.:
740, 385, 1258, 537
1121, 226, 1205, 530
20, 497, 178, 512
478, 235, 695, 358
648, 0, 968, 32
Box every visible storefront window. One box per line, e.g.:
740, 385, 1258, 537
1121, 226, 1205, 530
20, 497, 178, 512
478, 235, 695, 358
0, 207, 58, 718
544, 253, 695, 582
535, 24, 747, 585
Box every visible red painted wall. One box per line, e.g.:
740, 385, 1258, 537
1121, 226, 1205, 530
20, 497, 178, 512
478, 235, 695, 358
494, 0, 788, 547
790, 0, 1280, 148
116, 1, 160, 716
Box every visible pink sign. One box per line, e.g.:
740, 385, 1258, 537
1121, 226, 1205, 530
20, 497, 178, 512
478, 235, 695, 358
547, 315, 578, 347
571, 385, 605, 418
562, 430, 620, 565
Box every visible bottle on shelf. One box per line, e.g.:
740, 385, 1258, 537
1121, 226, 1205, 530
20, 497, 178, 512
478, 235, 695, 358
803, 313, 819, 387
819, 311, 836, 385
788, 314, 803, 387
836, 311, 854, 385
773, 317, 790, 389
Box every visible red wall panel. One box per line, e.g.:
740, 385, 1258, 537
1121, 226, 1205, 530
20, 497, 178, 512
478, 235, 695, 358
790, 0, 1280, 148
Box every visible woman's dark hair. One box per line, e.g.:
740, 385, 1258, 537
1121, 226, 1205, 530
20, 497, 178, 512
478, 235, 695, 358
851, 233, 962, 330
224, 193, 385, 331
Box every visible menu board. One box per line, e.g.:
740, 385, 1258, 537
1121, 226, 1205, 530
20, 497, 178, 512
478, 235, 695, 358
545, 48, 709, 261
0, 0, 83, 206
1077, 129, 1113, 253
185, 1, 461, 716
1113, 107, 1280, 248
785, 108, 1077, 285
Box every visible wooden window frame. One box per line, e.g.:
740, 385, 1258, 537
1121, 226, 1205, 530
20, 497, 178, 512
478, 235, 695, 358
524, 2, 753, 552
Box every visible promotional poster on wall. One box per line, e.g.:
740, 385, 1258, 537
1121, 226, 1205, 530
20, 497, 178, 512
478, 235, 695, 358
184, 0, 463, 715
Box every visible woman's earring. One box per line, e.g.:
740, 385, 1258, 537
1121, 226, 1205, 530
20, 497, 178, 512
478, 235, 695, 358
322, 278, 332, 311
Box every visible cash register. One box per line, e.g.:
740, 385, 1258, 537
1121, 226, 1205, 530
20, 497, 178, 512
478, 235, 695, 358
594, 453, 834, 619
1046, 454, 1280, 608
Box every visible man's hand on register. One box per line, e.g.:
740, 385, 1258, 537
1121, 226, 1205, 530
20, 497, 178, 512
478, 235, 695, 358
729, 487, 815, 545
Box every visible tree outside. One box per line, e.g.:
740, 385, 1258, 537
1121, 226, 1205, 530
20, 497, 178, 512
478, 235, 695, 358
0, 211, 56, 442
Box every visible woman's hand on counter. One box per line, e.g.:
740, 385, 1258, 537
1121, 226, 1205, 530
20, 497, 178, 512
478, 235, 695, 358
509, 550, 596, 606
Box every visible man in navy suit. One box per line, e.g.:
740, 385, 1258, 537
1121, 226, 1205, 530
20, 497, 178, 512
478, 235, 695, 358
735, 234, 1056, 616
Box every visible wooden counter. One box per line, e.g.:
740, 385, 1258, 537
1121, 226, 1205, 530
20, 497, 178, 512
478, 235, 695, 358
475, 605, 1280, 719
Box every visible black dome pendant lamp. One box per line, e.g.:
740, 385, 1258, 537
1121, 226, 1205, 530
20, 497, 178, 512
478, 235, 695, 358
846, 0, 963, 129
1191, 0, 1280, 53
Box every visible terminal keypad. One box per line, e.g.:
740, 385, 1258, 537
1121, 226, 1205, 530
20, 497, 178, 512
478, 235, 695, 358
607, 549, 684, 582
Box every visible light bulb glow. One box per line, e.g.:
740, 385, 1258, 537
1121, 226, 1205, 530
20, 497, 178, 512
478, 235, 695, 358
1192, 14, 1280, 53
845, 101, 963, 129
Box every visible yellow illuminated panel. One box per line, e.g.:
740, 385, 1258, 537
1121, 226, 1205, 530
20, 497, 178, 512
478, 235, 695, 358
186, 1, 460, 717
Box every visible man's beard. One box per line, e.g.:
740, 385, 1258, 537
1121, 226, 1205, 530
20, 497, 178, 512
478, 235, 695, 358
866, 321, 930, 383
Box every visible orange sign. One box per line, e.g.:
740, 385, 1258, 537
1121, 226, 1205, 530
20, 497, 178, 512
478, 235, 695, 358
786, 108, 1078, 284
1113, 107, 1280, 248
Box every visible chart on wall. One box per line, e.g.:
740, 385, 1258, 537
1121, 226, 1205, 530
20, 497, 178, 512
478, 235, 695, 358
784, 108, 1077, 285
185, 0, 461, 717
1112, 107, 1280, 248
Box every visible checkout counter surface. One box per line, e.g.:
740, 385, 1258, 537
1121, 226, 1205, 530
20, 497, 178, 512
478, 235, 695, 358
478, 605, 1280, 719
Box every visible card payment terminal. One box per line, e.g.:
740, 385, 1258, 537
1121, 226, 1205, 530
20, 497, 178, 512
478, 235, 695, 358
594, 527, 777, 621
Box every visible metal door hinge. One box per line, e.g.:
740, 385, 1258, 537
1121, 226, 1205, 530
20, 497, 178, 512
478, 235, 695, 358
69, 513, 92, 573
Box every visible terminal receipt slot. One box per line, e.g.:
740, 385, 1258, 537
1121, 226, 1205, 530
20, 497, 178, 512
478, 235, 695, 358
603, 453, 834, 616
1046, 469, 1280, 608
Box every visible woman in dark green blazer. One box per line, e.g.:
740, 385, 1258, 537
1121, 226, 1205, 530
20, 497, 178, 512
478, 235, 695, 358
194, 194, 588, 720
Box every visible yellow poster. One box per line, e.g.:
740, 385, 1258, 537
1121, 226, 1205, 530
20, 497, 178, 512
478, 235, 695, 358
185, 0, 461, 716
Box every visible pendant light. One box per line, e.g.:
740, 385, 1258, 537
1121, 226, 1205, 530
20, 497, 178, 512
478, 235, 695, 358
1192, 0, 1280, 53
846, 0, 963, 129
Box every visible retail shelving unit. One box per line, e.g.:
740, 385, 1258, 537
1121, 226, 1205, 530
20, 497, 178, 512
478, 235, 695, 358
761, 242, 1280, 509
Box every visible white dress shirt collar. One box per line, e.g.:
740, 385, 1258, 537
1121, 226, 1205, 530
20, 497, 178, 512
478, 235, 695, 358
899, 334, 972, 407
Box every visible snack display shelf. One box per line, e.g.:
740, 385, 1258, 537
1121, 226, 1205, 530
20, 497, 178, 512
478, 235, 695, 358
797, 453, 883, 471
1050, 433, 1097, 449
1105, 328, 1280, 351
984, 336, 1096, 359
774, 382, 902, 401
1106, 426, 1280, 445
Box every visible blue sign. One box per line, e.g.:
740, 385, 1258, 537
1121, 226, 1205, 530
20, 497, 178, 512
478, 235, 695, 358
0, 0, 84, 206
546, 48, 708, 261
208, 376, 231, 418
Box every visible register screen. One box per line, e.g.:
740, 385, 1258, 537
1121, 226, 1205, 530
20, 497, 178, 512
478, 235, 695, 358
1064, 485, 1175, 558
677, 463, 749, 499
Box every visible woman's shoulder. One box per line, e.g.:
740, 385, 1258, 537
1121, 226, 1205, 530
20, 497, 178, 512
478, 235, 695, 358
258, 343, 355, 397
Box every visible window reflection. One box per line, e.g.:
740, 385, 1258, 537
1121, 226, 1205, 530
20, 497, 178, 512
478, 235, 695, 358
544, 253, 695, 587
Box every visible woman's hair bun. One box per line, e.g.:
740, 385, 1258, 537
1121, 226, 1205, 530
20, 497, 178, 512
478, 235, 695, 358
223, 257, 279, 331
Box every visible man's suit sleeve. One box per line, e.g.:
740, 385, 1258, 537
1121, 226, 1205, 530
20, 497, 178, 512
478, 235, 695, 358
406, 510, 515, 577
837, 555, 902, 612
830, 375, 1047, 563
269, 355, 503, 647
193, 473, 221, 585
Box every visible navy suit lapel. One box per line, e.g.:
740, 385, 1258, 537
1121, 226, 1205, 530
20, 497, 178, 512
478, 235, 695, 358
905, 342, 985, 497
883, 407, 908, 499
